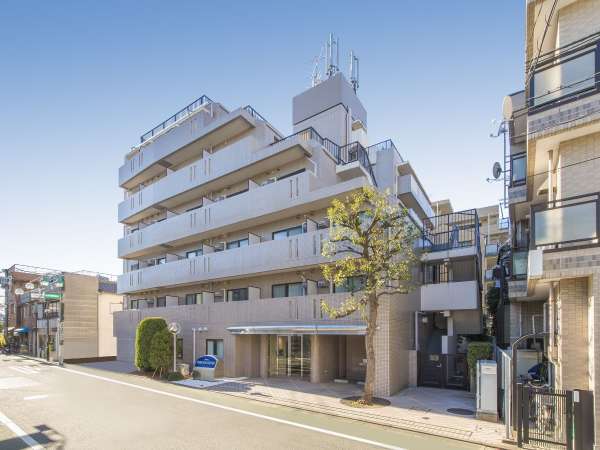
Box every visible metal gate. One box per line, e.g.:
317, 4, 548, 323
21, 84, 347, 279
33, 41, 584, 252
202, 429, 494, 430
516, 384, 595, 450
418, 353, 469, 390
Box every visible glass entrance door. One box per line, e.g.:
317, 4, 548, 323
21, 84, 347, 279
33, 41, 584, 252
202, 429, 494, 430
270, 335, 311, 377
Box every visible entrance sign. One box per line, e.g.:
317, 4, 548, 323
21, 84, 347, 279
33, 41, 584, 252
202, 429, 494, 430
193, 355, 219, 381
195, 355, 218, 369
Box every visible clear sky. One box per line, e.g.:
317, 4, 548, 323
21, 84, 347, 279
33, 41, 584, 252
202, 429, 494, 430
0, 1, 524, 275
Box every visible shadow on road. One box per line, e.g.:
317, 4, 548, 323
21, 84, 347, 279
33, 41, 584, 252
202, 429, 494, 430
0, 424, 65, 450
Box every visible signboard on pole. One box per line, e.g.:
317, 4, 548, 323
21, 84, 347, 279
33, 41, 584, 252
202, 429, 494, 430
44, 292, 62, 301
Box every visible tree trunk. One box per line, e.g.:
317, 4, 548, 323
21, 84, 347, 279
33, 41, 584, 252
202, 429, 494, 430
363, 295, 378, 404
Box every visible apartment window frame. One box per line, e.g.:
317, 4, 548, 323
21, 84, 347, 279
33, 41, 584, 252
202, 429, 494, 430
226, 238, 249, 249
206, 339, 224, 360
333, 276, 366, 294
272, 225, 303, 240
271, 282, 305, 298
227, 288, 249, 302
130, 299, 139, 310
185, 293, 202, 305
510, 152, 526, 187
186, 248, 203, 258
156, 297, 166, 308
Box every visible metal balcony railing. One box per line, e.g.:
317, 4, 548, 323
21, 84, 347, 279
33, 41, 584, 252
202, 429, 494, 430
140, 95, 214, 143
531, 192, 600, 250
339, 142, 378, 186
529, 34, 600, 110
366, 139, 403, 162
421, 209, 480, 253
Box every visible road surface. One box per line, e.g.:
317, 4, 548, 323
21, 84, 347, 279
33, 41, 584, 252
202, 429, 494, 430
0, 355, 484, 449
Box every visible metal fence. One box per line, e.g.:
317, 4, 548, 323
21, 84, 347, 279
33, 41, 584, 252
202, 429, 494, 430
421, 209, 480, 252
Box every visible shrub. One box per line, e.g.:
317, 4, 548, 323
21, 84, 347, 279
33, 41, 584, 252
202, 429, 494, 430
0, 333, 5, 348
135, 317, 167, 371
167, 371, 184, 381
467, 341, 494, 373
149, 328, 172, 374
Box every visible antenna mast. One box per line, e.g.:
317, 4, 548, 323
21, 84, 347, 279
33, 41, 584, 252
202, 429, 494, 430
349, 51, 359, 92
326, 33, 340, 77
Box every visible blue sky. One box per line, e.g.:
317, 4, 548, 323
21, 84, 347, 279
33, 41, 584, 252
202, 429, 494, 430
0, 1, 524, 275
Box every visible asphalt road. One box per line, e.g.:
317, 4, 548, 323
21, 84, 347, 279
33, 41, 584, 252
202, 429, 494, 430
0, 355, 484, 450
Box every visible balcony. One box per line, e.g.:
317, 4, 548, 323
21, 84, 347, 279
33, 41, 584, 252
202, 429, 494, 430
118, 172, 367, 259
420, 280, 479, 311
116, 292, 364, 327
335, 142, 377, 186
528, 37, 600, 136
531, 193, 599, 251
118, 129, 316, 224
119, 102, 271, 189
117, 229, 330, 294
397, 162, 434, 220
420, 209, 480, 261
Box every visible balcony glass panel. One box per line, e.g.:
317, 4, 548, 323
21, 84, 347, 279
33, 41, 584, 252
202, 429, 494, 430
533, 201, 597, 247
512, 251, 528, 278
532, 50, 596, 107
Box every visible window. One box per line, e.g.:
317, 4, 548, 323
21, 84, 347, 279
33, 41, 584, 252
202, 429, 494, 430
177, 338, 183, 359
277, 168, 305, 181
186, 249, 202, 258
510, 154, 526, 186
226, 238, 249, 249
272, 225, 303, 240
185, 293, 202, 305
334, 276, 366, 293
272, 282, 304, 298
146, 299, 155, 308
206, 339, 224, 360
157, 257, 166, 265
227, 288, 248, 302
214, 291, 225, 303
156, 297, 166, 308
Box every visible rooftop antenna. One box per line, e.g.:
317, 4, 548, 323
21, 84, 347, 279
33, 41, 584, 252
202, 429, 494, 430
326, 33, 340, 78
311, 45, 325, 87
349, 50, 359, 92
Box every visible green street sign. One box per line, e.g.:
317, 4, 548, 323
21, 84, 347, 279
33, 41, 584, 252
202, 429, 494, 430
44, 292, 62, 300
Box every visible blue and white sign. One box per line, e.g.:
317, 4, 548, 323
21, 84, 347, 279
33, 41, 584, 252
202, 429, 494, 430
195, 355, 218, 369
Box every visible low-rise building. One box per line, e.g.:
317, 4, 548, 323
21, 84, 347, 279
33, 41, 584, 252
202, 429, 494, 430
1, 265, 122, 362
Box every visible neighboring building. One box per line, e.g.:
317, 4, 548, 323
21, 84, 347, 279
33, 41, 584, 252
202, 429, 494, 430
1, 265, 122, 362
115, 69, 484, 395
498, 0, 600, 441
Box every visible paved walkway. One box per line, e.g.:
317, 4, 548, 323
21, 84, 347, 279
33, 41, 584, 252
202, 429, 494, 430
200, 378, 511, 448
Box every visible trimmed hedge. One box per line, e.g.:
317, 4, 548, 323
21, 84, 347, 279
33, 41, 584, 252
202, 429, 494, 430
149, 328, 172, 374
467, 341, 494, 373
135, 317, 167, 371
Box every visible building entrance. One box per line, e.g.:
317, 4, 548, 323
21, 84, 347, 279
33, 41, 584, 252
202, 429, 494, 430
269, 335, 311, 377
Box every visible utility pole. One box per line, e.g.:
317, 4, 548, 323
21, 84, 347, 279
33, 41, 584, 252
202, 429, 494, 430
1, 269, 9, 346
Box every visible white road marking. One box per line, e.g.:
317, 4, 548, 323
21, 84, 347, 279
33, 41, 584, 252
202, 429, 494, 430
0, 410, 44, 450
0, 377, 38, 389
24, 394, 48, 401
55, 366, 406, 450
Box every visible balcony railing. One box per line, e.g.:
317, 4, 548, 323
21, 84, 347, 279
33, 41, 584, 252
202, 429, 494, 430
140, 95, 214, 143
421, 209, 480, 253
339, 142, 378, 186
529, 37, 600, 110
366, 139, 403, 162
531, 193, 600, 250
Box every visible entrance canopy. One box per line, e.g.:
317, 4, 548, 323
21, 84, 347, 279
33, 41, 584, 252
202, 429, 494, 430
227, 323, 366, 335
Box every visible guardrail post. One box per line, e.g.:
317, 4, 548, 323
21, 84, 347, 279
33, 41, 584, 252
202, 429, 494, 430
516, 383, 523, 447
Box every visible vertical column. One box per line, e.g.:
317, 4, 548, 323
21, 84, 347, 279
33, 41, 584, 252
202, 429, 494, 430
260, 335, 269, 378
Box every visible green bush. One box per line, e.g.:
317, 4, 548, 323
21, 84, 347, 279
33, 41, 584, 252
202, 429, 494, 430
0, 333, 6, 348
135, 317, 167, 371
149, 328, 172, 374
167, 371, 184, 381
467, 341, 494, 373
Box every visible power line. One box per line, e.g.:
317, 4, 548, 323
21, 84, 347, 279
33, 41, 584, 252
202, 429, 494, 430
525, 0, 559, 87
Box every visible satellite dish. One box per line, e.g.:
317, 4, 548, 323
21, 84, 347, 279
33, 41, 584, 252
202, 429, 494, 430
168, 322, 181, 335
502, 95, 513, 121
14, 288, 24, 295
24, 282, 35, 290
492, 162, 503, 180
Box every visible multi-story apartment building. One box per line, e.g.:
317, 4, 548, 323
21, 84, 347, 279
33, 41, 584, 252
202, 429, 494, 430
1, 265, 122, 362
114, 71, 485, 395
498, 0, 600, 440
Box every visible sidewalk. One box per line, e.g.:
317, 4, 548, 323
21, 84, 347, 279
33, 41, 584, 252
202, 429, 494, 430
196, 378, 513, 449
